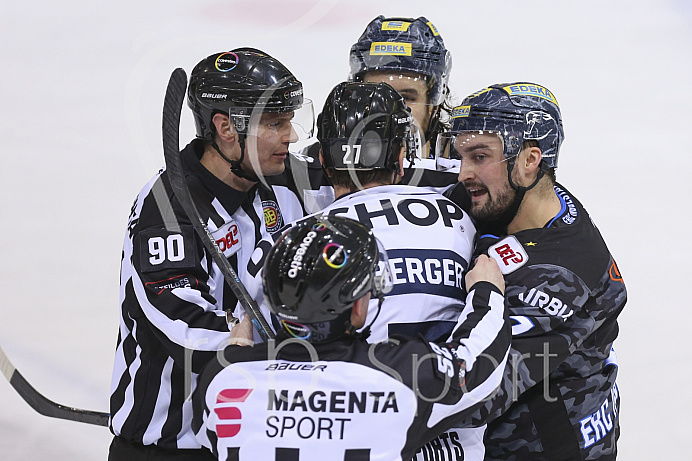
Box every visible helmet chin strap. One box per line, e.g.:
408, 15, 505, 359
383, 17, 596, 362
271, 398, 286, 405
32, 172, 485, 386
351, 294, 385, 342
508, 159, 545, 193
418, 101, 447, 159
211, 135, 259, 182
391, 161, 401, 185
423, 106, 441, 148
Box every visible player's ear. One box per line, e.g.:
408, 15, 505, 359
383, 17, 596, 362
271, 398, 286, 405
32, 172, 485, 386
350, 293, 371, 329
522, 146, 542, 173
212, 113, 237, 144
516, 145, 542, 187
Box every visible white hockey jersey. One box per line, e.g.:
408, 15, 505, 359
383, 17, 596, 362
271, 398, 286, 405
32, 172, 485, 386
318, 184, 476, 343
234, 183, 485, 460
193, 281, 510, 461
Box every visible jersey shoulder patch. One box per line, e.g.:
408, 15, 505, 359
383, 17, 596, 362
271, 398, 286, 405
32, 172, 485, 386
138, 225, 198, 273
210, 220, 242, 258
488, 236, 529, 274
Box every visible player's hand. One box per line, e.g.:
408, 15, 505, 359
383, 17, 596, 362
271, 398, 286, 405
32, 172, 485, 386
465, 255, 505, 294
229, 315, 254, 346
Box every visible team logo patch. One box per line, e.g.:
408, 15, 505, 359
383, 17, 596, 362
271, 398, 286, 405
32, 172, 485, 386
211, 221, 242, 257
214, 388, 253, 437
215, 52, 238, 72
262, 200, 284, 233
488, 236, 529, 274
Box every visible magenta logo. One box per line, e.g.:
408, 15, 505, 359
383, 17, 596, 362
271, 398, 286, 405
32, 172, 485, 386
214, 388, 253, 437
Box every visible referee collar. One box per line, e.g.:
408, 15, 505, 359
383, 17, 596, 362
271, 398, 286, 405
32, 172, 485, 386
182, 138, 258, 215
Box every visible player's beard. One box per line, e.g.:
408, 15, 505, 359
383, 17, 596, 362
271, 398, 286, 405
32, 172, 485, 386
468, 180, 518, 223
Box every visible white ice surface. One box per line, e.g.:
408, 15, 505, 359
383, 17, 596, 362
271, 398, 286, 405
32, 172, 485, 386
0, 0, 690, 458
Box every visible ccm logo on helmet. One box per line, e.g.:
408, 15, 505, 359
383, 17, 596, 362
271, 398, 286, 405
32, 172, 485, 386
287, 231, 318, 278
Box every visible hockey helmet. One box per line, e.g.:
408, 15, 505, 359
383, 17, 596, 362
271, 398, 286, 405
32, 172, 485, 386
262, 215, 390, 343
187, 48, 311, 140
318, 81, 415, 171
437, 83, 564, 171
349, 16, 452, 106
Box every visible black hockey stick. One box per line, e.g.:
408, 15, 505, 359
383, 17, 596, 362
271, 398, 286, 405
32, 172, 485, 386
0, 344, 109, 426
161, 68, 275, 341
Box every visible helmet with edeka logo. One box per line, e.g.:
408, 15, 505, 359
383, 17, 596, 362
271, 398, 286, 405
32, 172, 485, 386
447, 82, 564, 170
262, 215, 387, 343
187, 47, 305, 139
349, 16, 451, 106
318, 81, 415, 172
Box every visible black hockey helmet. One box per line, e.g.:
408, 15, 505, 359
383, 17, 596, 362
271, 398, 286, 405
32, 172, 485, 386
438, 83, 564, 171
187, 48, 306, 139
262, 215, 389, 343
349, 16, 452, 106
317, 81, 415, 171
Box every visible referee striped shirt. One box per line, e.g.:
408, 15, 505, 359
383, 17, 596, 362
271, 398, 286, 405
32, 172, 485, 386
109, 139, 321, 449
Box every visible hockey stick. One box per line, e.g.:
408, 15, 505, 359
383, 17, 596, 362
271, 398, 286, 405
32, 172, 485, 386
161, 68, 275, 341
0, 344, 109, 426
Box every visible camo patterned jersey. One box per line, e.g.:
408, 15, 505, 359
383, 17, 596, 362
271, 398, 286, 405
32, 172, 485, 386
460, 184, 626, 460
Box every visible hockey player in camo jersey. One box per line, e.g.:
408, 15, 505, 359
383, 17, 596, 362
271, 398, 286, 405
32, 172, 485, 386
437, 83, 626, 460
109, 49, 318, 460
193, 215, 511, 460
